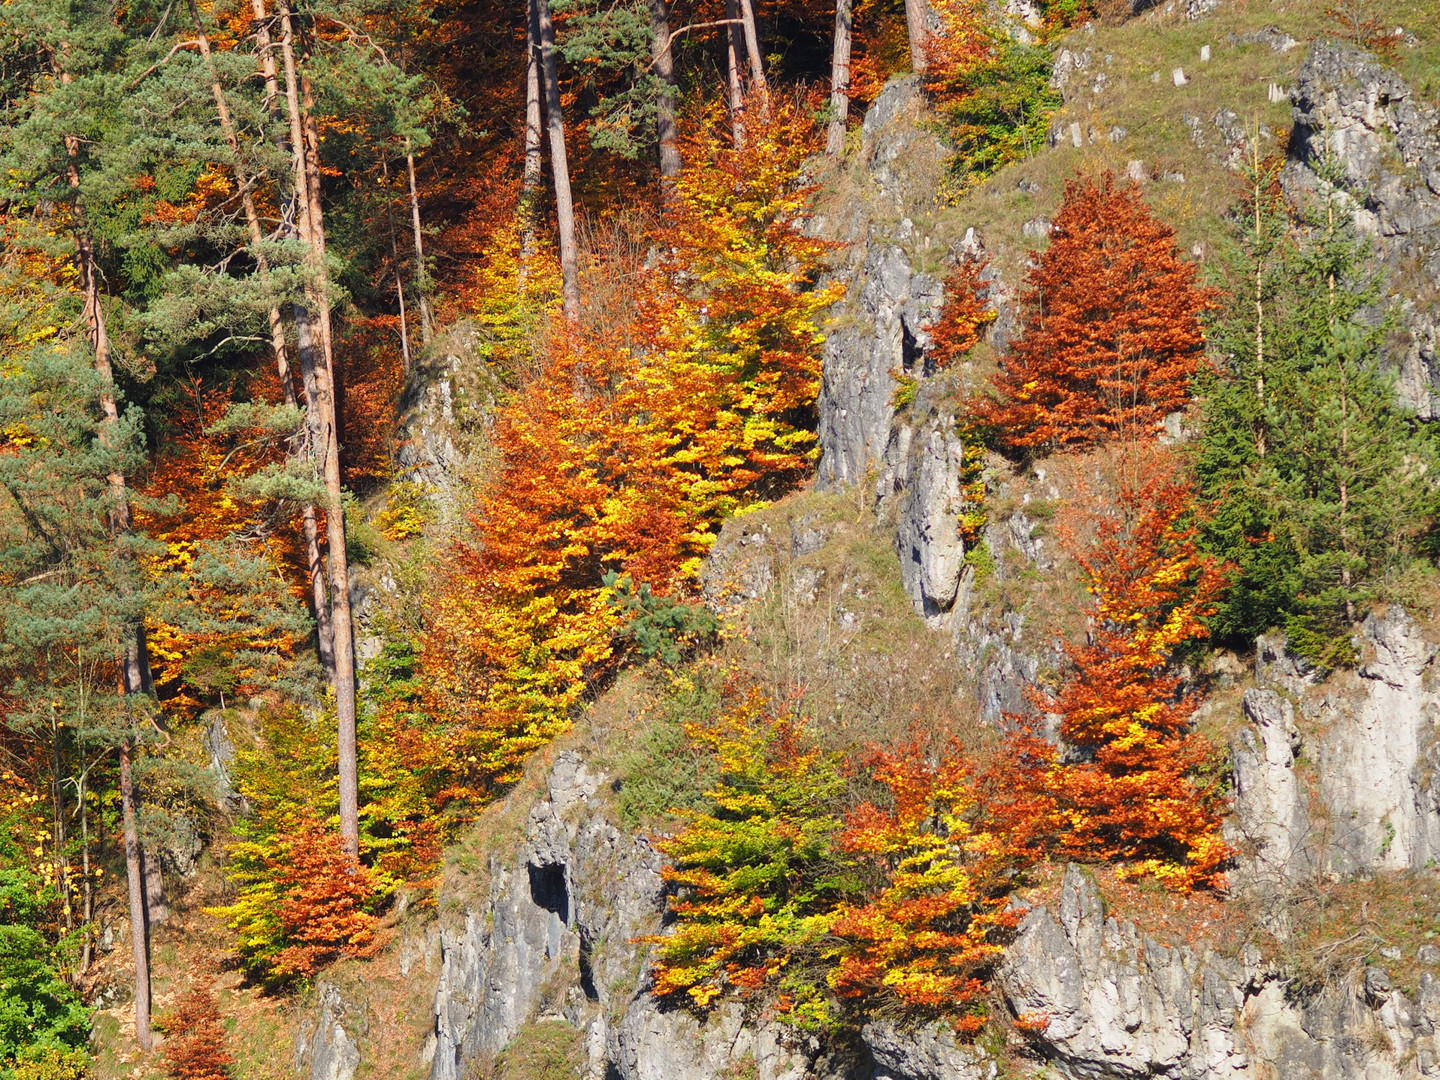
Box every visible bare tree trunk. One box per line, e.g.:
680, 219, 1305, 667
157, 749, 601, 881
535, 0, 581, 321
648, 0, 681, 189
278, 3, 361, 855
405, 145, 433, 343
201, 0, 335, 676
521, 0, 545, 259
737, 0, 767, 107
826, 0, 852, 154
119, 742, 152, 1052
382, 158, 413, 372
904, 0, 929, 73
724, 0, 746, 146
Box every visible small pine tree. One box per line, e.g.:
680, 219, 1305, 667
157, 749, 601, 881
160, 985, 233, 1080
977, 173, 1217, 449
1196, 159, 1438, 659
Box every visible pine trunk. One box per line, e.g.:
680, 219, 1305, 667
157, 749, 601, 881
826, 0, 852, 155
724, 0, 746, 145
535, 0, 581, 320
521, 0, 545, 258
904, 0, 930, 73
203, 0, 335, 675
119, 742, 152, 1051
648, 0, 682, 187
57, 53, 153, 1044
405, 147, 433, 343
278, 3, 362, 854
738, 0, 768, 108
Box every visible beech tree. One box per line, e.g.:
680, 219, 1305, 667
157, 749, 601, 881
978, 173, 1217, 450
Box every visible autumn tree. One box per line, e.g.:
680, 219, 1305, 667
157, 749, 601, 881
160, 985, 233, 1080
926, 255, 994, 368
208, 818, 381, 986
645, 689, 853, 1026
978, 173, 1217, 450
828, 742, 1013, 1023
1000, 451, 1232, 888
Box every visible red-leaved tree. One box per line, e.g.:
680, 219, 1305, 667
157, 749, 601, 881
977, 173, 1217, 449
272, 821, 382, 977
993, 451, 1233, 888
926, 255, 995, 368
161, 984, 234, 1080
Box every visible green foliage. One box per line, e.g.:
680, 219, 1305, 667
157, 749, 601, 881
613, 675, 723, 828
555, 0, 657, 160
603, 572, 720, 665
494, 1019, 585, 1080
1196, 162, 1439, 657
645, 690, 857, 1023
935, 36, 1060, 189
0, 829, 90, 1078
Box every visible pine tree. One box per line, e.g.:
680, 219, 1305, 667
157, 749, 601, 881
1196, 161, 1438, 660
977, 173, 1217, 450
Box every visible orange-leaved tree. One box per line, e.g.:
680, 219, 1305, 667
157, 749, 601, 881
208, 818, 382, 985
420, 98, 838, 802
828, 740, 1015, 1024
160, 984, 234, 1080
976, 173, 1217, 450
998, 450, 1233, 888
926, 255, 995, 369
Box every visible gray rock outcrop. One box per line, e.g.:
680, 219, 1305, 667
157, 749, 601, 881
1291, 39, 1440, 416
1230, 606, 1440, 882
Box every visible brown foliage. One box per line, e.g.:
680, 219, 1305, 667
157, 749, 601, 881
161, 985, 234, 1080
975, 173, 1218, 450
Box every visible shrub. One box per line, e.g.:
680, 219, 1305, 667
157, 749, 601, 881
160, 985, 233, 1080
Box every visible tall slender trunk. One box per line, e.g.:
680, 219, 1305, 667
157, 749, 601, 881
534, 0, 581, 321
382, 157, 413, 371
404, 145, 433, 343
737, 0, 767, 109
200, 0, 334, 675
521, 0, 545, 259
279, 3, 361, 854
724, 0, 746, 146
826, 0, 852, 155
55, 51, 152, 1050
119, 742, 152, 1052
648, 0, 681, 188
79, 760, 93, 974
904, 0, 929, 73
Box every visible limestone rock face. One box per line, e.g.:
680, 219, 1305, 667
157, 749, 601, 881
1291, 40, 1440, 416
1002, 865, 1440, 1080
1229, 606, 1440, 882
296, 982, 363, 1080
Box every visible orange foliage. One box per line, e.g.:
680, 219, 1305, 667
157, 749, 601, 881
994, 450, 1233, 888
337, 315, 406, 489
926, 255, 994, 368
829, 741, 1015, 1016
420, 100, 839, 800
160, 984, 234, 1080
270, 820, 383, 977
975, 173, 1218, 450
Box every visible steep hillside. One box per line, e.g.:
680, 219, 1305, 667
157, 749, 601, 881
7, 0, 1440, 1075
